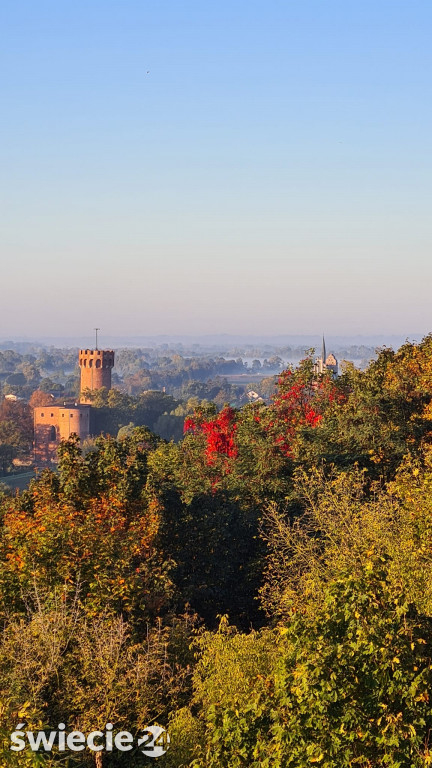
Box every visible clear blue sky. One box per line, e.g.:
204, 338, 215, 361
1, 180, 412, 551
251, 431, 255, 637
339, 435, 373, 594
2, 0, 431, 338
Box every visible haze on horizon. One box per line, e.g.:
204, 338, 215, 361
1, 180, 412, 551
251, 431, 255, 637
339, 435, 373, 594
2, 1, 432, 339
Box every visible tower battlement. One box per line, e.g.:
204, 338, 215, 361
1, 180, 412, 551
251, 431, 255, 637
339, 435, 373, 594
79, 349, 114, 400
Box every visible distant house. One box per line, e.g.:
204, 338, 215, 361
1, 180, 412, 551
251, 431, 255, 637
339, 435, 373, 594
246, 390, 265, 403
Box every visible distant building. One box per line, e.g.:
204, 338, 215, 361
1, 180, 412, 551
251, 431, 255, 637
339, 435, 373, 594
33, 403, 91, 465
313, 337, 338, 376
33, 346, 115, 465
246, 390, 265, 403
79, 348, 115, 402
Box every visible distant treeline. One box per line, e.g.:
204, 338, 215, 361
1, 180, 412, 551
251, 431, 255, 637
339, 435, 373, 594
0, 344, 376, 401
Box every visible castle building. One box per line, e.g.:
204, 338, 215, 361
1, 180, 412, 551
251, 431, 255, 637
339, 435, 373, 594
79, 348, 115, 402
33, 404, 91, 465
33, 346, 115, 465
313, 337, 338, 376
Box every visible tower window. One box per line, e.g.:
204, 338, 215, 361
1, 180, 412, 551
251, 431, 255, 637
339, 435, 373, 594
49, 426, 56, 441
96, 359, 101, 368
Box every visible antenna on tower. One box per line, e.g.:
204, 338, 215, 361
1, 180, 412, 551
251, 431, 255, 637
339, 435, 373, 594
94, 328, 100, 350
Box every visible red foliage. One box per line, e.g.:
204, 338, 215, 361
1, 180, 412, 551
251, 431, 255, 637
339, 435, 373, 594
184, 370, 346, 466
183, 417, 196, 433
268, 373, 345, 458
184, 406, 238, 466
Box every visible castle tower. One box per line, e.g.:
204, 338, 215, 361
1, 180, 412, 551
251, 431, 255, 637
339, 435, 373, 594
79, 348, 114, 401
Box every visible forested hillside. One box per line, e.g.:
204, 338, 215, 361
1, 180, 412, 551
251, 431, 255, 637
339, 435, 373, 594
2, 336, 432, 766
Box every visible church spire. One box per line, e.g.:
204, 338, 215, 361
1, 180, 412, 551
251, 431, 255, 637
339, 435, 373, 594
321, 335, 326, 366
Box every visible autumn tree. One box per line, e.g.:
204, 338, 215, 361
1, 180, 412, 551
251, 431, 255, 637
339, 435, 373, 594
0, 430, 172, 624
180, 563, 432, 768
0, 398, 33, 473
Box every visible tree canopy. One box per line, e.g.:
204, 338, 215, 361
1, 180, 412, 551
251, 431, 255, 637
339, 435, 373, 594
3, 336, 432, 765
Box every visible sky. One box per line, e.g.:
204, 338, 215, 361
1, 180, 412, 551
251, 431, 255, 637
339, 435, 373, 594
1, 0, 432, 339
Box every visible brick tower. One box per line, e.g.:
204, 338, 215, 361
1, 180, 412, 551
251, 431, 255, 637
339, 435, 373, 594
79, 348, 115, 402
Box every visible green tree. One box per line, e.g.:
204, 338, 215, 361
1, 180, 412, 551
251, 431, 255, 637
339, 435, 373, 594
191, 563, 432, 768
